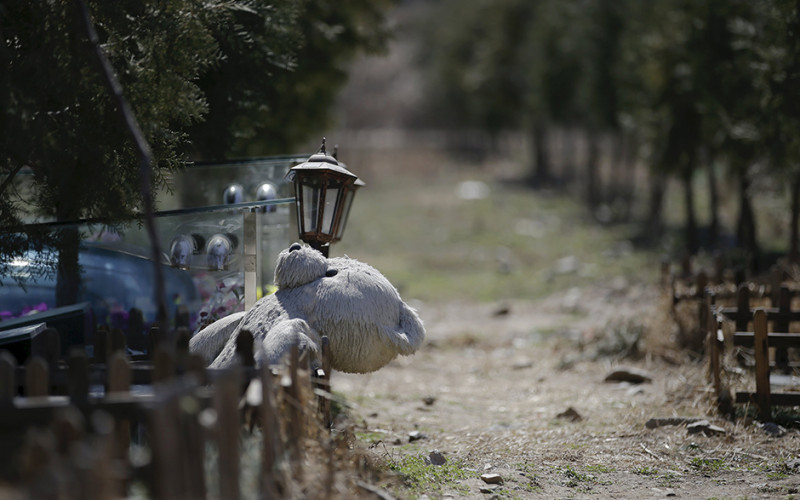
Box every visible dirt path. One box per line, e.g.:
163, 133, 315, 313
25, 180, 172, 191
334, 284, 800, 499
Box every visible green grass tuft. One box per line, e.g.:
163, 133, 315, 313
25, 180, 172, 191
389, 454, 471, 497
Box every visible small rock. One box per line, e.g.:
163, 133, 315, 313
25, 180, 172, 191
556, 407, 583, 422
686, 420, 726, 436
761, 422, 786, 437
422, 396, 437, 406
512, 360, 533, 370
604, 367, 652, 384
645, 417, 706, 429
428, 450, 446, 466
479, 485, 498, 494
480, 473, 503, 484
409, 430, 427, 442
492, 304, 510, 316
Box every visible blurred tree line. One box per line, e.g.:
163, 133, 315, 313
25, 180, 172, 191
0, 0, 389, 304
418, 0, 800, 272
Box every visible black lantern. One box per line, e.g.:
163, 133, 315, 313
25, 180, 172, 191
289, 138, 358, 256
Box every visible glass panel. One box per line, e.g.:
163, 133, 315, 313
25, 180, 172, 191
302, 184, 320, 233
164, 155, 304, 210
2, 157, 297, 356
336, 189, 355, 240
322, 186, 340, 235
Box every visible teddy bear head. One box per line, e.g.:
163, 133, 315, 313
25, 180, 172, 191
273, 242, 329, 288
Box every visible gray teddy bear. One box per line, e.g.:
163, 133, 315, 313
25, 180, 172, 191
189, 243, 425, 373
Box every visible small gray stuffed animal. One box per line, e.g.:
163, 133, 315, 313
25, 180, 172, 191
189, 243, 425, 373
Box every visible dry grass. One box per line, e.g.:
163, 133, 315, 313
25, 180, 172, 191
325, 150, 800, 498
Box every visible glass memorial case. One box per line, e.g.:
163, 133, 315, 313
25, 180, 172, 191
0, 156, 303, 352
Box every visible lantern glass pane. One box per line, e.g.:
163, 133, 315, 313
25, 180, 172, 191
322, 186, 340, 234
336, 189, 355, 239
302, 184, 320, 232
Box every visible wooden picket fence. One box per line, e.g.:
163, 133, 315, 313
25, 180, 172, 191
663, 257, 800, 421
0, 327, 344, 499
705, 284, 800, 421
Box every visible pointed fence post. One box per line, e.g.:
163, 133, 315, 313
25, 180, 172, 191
95, 325, 109, 364
0, 351, 17, 404
153, 346, 174, 384
706, 293, 721, 396
215, 367, 241, 500
149, 392, 181, 499
32, 327, 60, 369
753, 309, 772, 421
186, 354, 207, 386
26, 357, 49, 397
735, 285, 751, 333
236, 329, 255, 368
317, 336, 332, 428
110, 328, 126, 357
773, 286, 791, 372
108, 352, 131, 463
68, 348, 90, 406
260, 364, 282, 498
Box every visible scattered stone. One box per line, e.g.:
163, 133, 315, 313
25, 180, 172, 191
457, 180, 489, 200
651, 487, 676, 497
480, 473, 503, 485
556, 407, 583, 422
428, 450, 446, 466
604, 367, 652, 384
686, 420, 726, 436
422, 396, 437, 406
492, 304, 510, 316
392, 437, 402, 445
409, 430, 427, 442
761, 422, 786, 437
479, 485, 499, 494
645, 417, 707, 429
512, 360, 533, 370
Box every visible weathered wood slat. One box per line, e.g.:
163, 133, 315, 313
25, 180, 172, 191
26, 357, 49, 397
733, 331, 800, 349
215, 368, 241, 500
753, 310, 771, 420
735, 392, 800, 406
719, 306, 800, 323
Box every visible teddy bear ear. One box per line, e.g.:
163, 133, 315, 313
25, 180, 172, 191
381, 302, 425, 355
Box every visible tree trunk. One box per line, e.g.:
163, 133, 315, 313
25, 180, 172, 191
530, 120, 550, 186
707, 160, 720, 248
736, 173, 760, 273
790, 171, 800, 263
682, 167, 698, 254
559, 128, 574, 187
55, 226, 82, 308
646, 170, 666, 235
620, 133, 636, 221
586, 132, 600, 212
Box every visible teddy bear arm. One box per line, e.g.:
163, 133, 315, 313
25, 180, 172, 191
189, 311, 246, 365
257, 318, 322, 368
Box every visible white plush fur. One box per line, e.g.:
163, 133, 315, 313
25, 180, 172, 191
189, 243, 425, 373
